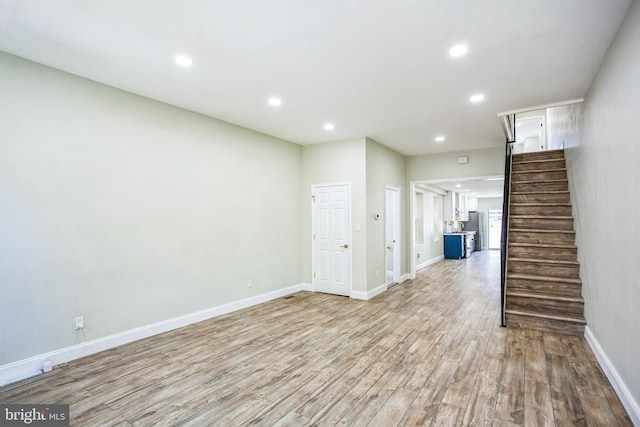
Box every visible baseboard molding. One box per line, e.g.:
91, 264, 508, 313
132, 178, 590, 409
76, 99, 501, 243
0, 283, 311, 387
351, 283, 387, 301
417, 255, 444, 271
584, 326, 640, 426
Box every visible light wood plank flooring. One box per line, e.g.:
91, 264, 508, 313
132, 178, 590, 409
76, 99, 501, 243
0, 251, 632, 426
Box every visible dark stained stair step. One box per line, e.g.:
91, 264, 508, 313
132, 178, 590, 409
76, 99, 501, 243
508, 242, 577, 261
512, 168, 568, 181
510, 191, 570, 204
512, 149, 565, 162
510, 203, 572, 216
506, 291, 584, 316
505, 309, 586, 335
509, 215, 575, 231
506, 273, 582, 297
508, 228, 576, 245
511, 158, 566, 171
511, 179, 568, 192
508, 257, 580, 278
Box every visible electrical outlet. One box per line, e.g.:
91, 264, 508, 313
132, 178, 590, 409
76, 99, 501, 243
247, 280, 253, 288
375, 270, 379, 278
75, 316, 84, 330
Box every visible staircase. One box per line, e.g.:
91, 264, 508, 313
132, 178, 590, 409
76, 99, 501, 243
504, 149, 586, 335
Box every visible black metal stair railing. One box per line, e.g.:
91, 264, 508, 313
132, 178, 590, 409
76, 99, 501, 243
498, 113, 516, 328
500, 141, 514, 327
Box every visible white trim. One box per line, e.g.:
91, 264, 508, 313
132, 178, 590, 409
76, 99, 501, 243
351, 283, 387, 300
0, 283, 311, 387
584, 326, 640, 426
399, 273, 411, 283
417, 255, 444, 271
497, 98, 584, 116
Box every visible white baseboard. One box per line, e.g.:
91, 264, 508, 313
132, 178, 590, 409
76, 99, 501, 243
351, 283, 387, 300
417, 255, 444, 271
351, 273, 415, 301
0, 283, 311, 387
584, 326, 640, 426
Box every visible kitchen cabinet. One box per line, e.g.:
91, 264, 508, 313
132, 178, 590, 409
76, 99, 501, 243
456, 195, 478, 221
444, 232, 476, 259
466, 197, 478, 212
444, 191, 457, 221
457, 194, 468, 221
444, 234, 465, 259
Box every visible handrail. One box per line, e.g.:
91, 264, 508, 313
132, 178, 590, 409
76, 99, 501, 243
499, 113, 516, 328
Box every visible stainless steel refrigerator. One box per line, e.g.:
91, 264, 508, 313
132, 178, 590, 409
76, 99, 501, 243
463, 211, 485, 251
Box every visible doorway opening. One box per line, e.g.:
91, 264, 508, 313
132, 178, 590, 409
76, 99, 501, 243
385, 186, 400, 288
488, 209, 502, 249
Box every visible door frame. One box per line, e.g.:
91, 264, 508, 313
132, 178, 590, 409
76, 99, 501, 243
385, 186, 401, 286
311, 182, 352, 296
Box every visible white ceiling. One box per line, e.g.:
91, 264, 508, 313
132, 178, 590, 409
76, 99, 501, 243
419, 176, 505, 199
0, 0, 631, 156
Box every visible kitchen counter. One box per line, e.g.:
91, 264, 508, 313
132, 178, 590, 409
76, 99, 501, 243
443, 232, 476, 259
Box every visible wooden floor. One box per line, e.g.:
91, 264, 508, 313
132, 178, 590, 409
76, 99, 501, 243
0, 251, 632, 426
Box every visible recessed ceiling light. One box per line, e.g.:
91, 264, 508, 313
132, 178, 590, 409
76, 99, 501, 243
449, 45, 468, 57
464, 189, 470, 192
435, 136, 445, 142
324, 123, 335, 131
455, 184, 462, 188
175, 55, 193, 67
268, 97, 281, 107
470, 94, 485, 103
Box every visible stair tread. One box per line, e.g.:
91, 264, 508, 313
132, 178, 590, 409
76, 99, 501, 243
509, 257, 579, 266
505, 309, 586, 324
507, 273, 582, 285
509, 242, 577, 249
510, 228, 575, 234
511, 191, 569, 194
512, 178, 568, 184
509, 215, 573, 219
506, 291, 584, 303
512, 168, 567, 173
511, 203, 571, 206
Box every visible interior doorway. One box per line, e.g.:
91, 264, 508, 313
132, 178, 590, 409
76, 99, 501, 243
488, 209, 502, 249
385, 186, 400, 287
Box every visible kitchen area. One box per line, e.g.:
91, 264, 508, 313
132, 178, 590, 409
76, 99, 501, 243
413, 181, 503, 270
443, 192, 486, 259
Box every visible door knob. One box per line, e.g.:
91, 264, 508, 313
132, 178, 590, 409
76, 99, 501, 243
387, 246, 393, 250
342, 244, 349, 249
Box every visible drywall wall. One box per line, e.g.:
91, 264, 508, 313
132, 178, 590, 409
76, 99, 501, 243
407, 147, 504, 182
365, 138, 407, 290
300, 138, 367, 292
0, 52, 302, 365
565, 0, 640, 416
547, 103, 583, 150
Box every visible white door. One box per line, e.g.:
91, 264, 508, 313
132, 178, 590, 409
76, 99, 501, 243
313, 184, 351, 296
385, 186, 400, 287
